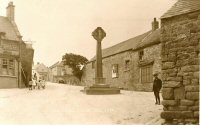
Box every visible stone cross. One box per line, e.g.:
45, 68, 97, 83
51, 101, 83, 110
92, 27, 106, 84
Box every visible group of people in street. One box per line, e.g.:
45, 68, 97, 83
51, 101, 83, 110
28, 73, 46, 90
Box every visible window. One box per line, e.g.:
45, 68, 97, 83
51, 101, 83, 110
112, 64, 118, 78
9, 59, 15, 75
0, 58, 15, 76
139, 50, 144, 60
141, 65, 153, 83
9, 60, 14, 69
125, 60, 130, 70
2, 59, 8, 68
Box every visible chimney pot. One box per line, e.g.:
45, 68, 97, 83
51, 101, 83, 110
152, 18, 159, 31
9, 1, 13, 5
7, 1, 15, 21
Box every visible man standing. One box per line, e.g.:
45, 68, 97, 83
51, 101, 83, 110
153, 73, 162, 105
28, 79, 33, 90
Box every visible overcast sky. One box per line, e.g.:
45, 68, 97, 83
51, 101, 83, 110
0, 0, 176, 66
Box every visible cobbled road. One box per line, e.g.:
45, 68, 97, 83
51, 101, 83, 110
0, 82, 163, 125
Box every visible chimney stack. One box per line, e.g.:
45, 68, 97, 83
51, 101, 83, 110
7, 1, 15, 22
152, 18, 159, 31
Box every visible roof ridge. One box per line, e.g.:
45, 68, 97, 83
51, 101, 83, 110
161, 0, 200, 19
49, 61, 65, 68
102, 31, 151, 51
136, 31, 153, 48
89, 29, 161, 62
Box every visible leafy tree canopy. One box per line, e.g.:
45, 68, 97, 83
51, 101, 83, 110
62, 53, 88, 80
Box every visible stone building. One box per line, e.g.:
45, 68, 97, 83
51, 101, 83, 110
0, 2, 34, 88
33, 62, 49, 81
49, 61, 80, 85
160, 0, 200, 124
82, 19, 162, 91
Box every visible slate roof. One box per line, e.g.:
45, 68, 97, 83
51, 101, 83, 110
90, 29, 160, 62
33, 63, 49, 73
49, 61, 63, 69
0, 16, 21, 41
135, 29, 160, 50
161, 0, 200, 19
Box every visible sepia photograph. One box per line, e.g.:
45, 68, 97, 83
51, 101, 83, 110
0, 0, 199, 125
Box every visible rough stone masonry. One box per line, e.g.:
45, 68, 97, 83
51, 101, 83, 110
160, 8, 200, 125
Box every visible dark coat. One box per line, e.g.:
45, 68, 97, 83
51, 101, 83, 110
153, 78, 162, 91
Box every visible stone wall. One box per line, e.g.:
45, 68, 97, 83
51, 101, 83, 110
0, 39, 19, 88
102, 51, 132, 89
160, 10, 200, 125
82, 51, 132, 88
132, 44, 162, 91
21, 42, 34, 87
82, 43, 162, 91
0, 76, 18, 88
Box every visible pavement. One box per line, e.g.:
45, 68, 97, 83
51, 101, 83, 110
0, 82, 164, 125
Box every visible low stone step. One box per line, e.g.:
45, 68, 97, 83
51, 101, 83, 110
89, 84, 110, 88
83, 86, 120, 95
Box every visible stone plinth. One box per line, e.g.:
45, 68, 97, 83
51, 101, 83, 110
83, 84, 120, 95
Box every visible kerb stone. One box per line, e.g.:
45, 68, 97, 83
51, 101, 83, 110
161, 111, 182, 119
194, 111, 199, 118
163, 81, 181, 88
181, 111, 193, 118
188, 106, 199, 111
186, 92, 199, 100
180, 100, 195, 106
168, 106, 188, 111
162, 88, 174, 100
162, 100, 178, 106
174, 87, 185, 99
185, 85, 199, 92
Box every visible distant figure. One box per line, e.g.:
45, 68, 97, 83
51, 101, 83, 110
32, 79, 36, 89
34, 73, 38, 86
41, 80, 46, 89
34, 73, 37, 79
153, 73, 162, 105
28, 79, 33, 90
38, 79, 42, 89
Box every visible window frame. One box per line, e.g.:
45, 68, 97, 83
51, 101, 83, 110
125, 60, 130, 70
112, 64, 119, 78
0, 58, 15, 76
9, 59, 14, 69
139, 50, 144, 60
141, 65, 153, 83
2, 59, 8, 69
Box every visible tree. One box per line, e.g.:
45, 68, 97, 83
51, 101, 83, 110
62, 53, 88, 80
